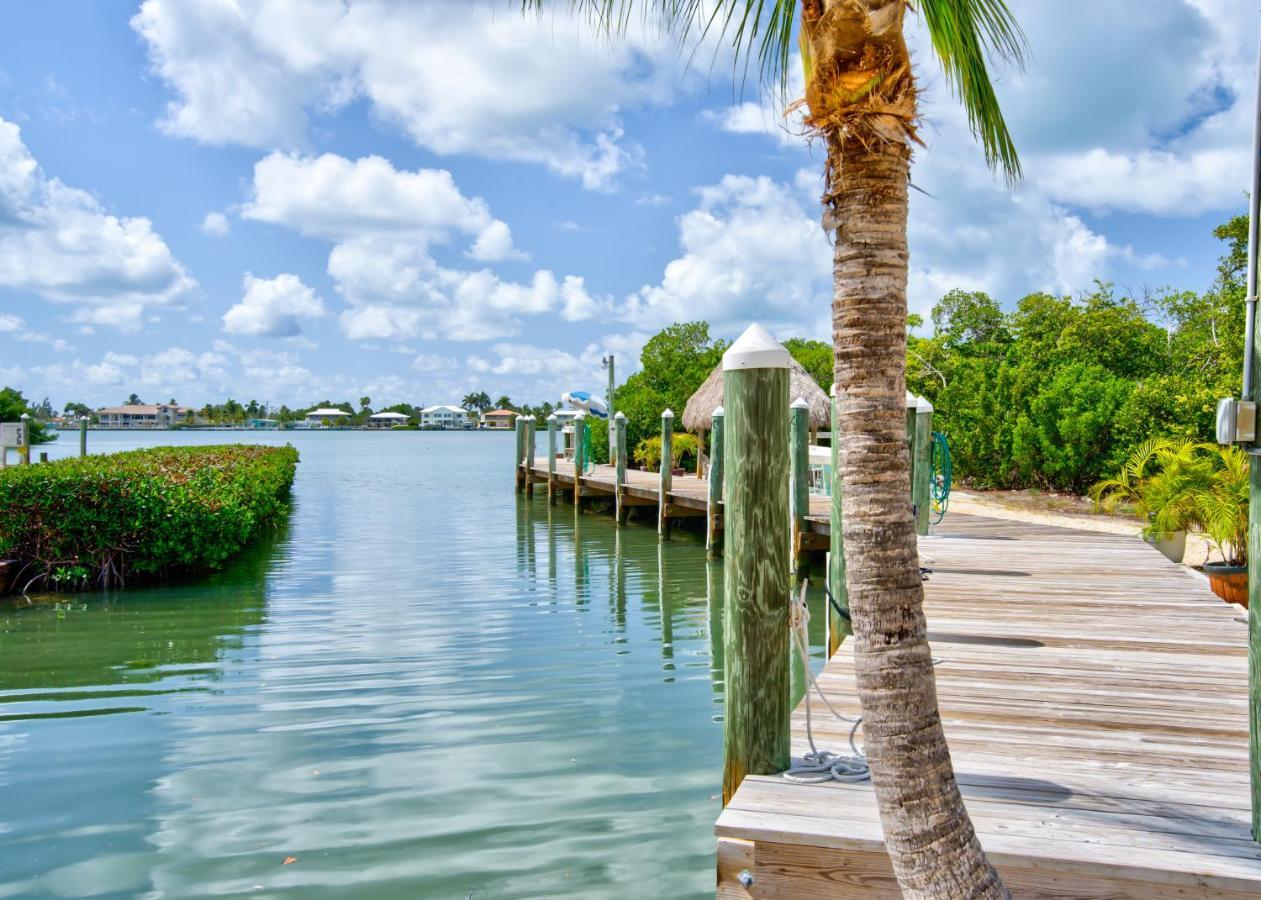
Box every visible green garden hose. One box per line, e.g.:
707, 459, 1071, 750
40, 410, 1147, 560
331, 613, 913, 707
930, 431, 952, 525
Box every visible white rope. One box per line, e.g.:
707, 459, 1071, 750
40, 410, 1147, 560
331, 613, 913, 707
782, 579, 871, 785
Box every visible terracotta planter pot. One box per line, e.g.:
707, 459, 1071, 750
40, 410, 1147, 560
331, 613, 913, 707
1203, 562, 1248, 608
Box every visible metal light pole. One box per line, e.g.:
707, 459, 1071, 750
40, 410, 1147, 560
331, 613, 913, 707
603, 354, 616, 465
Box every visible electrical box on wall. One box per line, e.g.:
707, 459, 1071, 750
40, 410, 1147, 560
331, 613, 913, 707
1216, 397, 1257, 444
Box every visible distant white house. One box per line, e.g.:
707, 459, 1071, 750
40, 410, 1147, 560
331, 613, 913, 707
420, 405, 473, 429
304, 407, 351, 427
367, 411, 412, 428
96, 404, 193, 429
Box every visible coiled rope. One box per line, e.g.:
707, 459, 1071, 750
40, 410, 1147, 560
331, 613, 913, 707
782, 580, 871, 785
930, 431, 952, 525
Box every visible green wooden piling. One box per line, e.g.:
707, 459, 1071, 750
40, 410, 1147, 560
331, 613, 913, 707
707, 407, 724, 557
546, 414, 558, 504
615, 412, 628, 525
721, 324, 790, 806
828, 384, 850, 657
1249, 305, 1261, 841
905, 392, 917, 499
524, 416, 536, 497
658, 409, 674, 539
79, 416, 88, 457
573, 412, 585, 511
790, 397, 810, 577
514, 416, 525, 493
913, 397, 934, 535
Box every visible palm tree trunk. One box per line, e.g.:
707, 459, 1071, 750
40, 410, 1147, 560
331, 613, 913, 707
830, 135, 1009, 898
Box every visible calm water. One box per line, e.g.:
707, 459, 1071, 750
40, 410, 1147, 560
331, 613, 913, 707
0, 431, 824, 899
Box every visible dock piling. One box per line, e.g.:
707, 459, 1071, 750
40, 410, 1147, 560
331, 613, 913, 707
658, 409, 674, 540
546, 414, 558, 504
790, 397, 810, 577
720, 324, 790, 805
913, 397, 933, 535
79, 416, 88, 457
706, 406, 724, 557
573, 412, 585, 511
524, 416, 536, 497
614, 412, 628, 525
514, 416, 526, 493
828, 384, 850, 657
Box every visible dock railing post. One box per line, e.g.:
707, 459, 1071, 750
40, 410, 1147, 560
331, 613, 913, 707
913, 397, 934, 535
706, 406, 724, 557
546, 414, 558, 504
658, 409, 674, 540
79, 415, 88, 457
790, 397, 810, 578
19, 414, 29, 466
615, 412, 628, 525
573, 412, 585, 511
524, 416, 536, 497
721, 324, 790, 805
828, 383, 850, 657
514, 416, 525, 493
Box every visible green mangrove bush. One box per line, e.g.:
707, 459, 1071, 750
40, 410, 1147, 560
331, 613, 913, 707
0, 445, 298, 592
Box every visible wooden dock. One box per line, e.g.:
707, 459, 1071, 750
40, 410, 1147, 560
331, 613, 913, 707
716, 513, 1261, 898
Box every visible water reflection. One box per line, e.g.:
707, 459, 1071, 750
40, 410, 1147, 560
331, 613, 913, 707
0, 431, 829, 899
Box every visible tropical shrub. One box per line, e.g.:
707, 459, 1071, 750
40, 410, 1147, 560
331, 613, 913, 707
1088, 438, 1211, 536
0, 445, 298, 592
1193, 445, 1249, 566
633, 433, 699, 471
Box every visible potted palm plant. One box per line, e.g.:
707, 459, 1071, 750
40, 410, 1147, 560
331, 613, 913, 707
1194, 444, 1249, 607
1089, 439, 1206, 563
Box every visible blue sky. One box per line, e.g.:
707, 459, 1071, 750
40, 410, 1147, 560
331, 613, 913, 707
0, 0, 1255, 410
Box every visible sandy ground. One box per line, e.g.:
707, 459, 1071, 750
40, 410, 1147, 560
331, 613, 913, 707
946, 489, 1218, 568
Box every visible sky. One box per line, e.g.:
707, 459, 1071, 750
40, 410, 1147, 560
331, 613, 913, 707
0, 0, 1257, 411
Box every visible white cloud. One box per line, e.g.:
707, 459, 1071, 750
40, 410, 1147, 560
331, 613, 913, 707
132, 0, 698, 189
200, 210, 230, 236
241, 151, 602, 341
222, 272, 326, 337
244, 152, 521, 260
0, 313, 19, 331
0, 116, 194, 330
624, 174, 831, 336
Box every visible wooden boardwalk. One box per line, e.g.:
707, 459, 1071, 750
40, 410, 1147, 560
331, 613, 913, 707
717, 514, 1261, 898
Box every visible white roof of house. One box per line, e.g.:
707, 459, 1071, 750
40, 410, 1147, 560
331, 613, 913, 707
369, 411, 411, 420
308, 407, 350, 417
421, 405, 467, 414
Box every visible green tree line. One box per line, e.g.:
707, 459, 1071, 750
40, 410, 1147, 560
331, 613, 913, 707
907, 215, 1246, 493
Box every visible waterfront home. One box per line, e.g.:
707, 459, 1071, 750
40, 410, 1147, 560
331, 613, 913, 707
304, 407, 351, 427
368, 411, 412, 428
481, 409, 518, 429
96, 403, 193, 429
420, 405, 472, 429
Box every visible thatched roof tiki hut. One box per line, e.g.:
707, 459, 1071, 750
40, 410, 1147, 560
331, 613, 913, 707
683, 357, 831, 475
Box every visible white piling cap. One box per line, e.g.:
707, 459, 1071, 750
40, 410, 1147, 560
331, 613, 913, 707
547, 413, 558, 421
662, 408, 674, 418
723, 323, 789, 371
614, 411, 627, 421
713, 405, 724, 417
905, 390, 918, 408
791, 396, 809, 410
829, 383, 836, 398
917, 397, 934, 413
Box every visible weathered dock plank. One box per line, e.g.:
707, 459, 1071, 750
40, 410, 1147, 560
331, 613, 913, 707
715, 513, 1261, 898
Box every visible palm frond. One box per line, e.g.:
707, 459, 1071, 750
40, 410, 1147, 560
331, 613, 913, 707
521, 1, 799, 90
917, 0, 1027, 184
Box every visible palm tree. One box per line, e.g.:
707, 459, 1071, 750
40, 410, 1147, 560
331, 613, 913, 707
525, 2, 1025, 895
